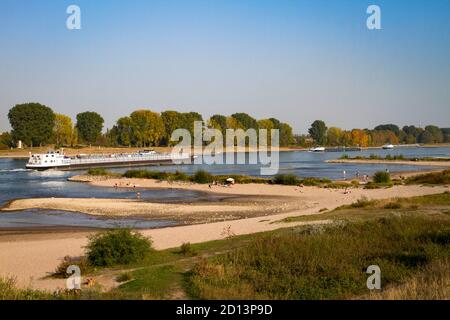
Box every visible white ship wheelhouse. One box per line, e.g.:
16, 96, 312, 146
26, 150, 71, 169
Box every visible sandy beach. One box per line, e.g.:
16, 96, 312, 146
0, 175, 448, 291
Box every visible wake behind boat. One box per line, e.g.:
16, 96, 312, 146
309, 146, 325, 152
26, 150, 193, 170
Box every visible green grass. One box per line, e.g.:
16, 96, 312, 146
188, 215, 450, 299
118, 264, 183, 299
5, 193, 449, 300
0, 277, 52, 300
280, 192, 450, 224
121, 169, 337, 186
405, 170, 450, 185
87, 168, 115, 176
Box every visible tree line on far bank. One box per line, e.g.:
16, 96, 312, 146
0, 103, 448, 150
1, 103, 296, 149
301, 120, 450, 148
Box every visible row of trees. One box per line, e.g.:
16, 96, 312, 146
2, 103, 448, 150
304, 120, 450, 147
106, 111, 295, 147
3, 103, 295, 149
6, 103, 104, 147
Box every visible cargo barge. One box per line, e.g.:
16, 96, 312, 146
25, 150, 193, 170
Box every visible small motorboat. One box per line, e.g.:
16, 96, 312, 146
309, 146, 325, 152
382, 144, 394, 150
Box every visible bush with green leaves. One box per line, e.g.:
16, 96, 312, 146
373, 171, 391, 183
86, 229, 153, 267
193, 170, 213, 184
272, 174, 300, 185
54, 256, 91, 278
87, 168, 109, 176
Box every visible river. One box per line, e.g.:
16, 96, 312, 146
0, 146, 448, 229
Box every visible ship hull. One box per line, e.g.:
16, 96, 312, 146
26, 157, 193, 171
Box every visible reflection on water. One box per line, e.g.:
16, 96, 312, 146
0, 147, 448, 228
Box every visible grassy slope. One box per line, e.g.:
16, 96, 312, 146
112, 192, 450, 300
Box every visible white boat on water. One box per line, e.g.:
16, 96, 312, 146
382, 144, 394, 150
26, 150, 193, 170
309, 146, 325, 152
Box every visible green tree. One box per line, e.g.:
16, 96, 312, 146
105, 127, 119, 147
8, 103, 55, 147
181, 112, 203, 144
269, 118, 282, 129
130, 110, 165, 147
424, 125, 444, 143
279, 123, 295, 147
76, 111, 104, 144
374, 124, 400, 136
0, 132, 14, 150
402, 125, 421, 140
326, 127, 343, 146
71, 127, 78, 146
257, 119, 275, 145
114, 116, 134, 146
231, 113, 259, 130
209, 114, 227, 132
161, 111, 184, 146
418, 130, 434, 144
441, 128, 450, 143
53, 114, 74, 147
308, 120, 327, 145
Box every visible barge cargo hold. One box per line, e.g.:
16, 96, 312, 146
26, 150, 193, 170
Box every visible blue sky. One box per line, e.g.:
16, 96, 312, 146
0, 0, 449, 133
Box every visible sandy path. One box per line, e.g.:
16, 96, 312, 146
0, 184, 448, 291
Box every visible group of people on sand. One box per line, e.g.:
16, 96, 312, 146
208, 179, 235, 189
113, 182, 138, 189
343, 170, 370, 182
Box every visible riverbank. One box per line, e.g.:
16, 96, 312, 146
0, 146, 305, 158
0, 182, 448, 291
2, 143, 449, 159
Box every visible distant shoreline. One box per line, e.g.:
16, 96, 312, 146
1, 143, 450, 159
327, 159, 450, 167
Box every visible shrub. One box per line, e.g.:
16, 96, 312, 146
300, 177, 331, 186
171, 170, 190, 182
383, 202, 402, 209
178, 242, 197, 256
0, 276, 50, 300
116, 272, 133, 283
193, 170, 214, 184
272, 174, 299, 185
350, 196, 373, 208
87, 168, 109, 176
405, 170, 450, 185
54, 256, 91, 278
373, 171, 391, 183
86, 229, 153, 267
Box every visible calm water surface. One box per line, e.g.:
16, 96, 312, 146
0, 146, 448, 228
